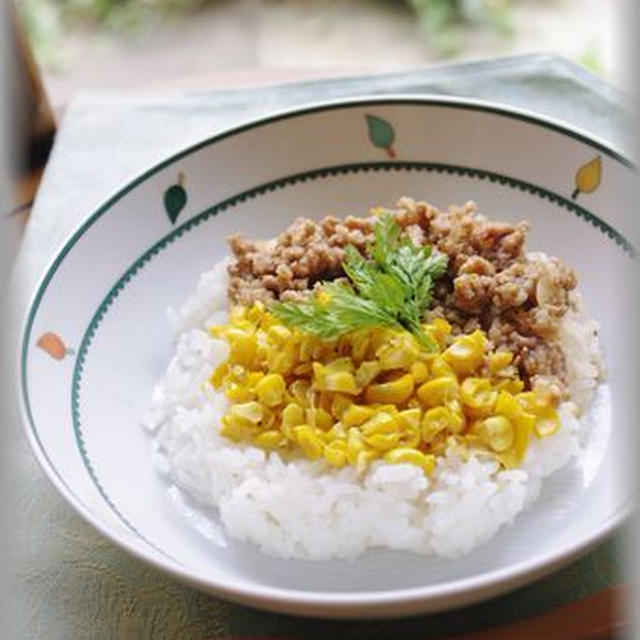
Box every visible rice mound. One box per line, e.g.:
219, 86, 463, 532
143, 258, 598, 560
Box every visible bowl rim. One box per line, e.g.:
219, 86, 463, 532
18, 93, 635, 616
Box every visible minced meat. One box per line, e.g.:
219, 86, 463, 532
226, 197, 577, 393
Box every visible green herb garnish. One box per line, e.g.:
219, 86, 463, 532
271, 213, 448, 348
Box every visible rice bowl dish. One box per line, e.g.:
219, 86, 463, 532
141, 197, 603, 561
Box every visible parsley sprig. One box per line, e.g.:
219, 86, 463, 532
271, 213, 448, 348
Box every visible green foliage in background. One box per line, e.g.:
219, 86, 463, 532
21, 0, 515, 65
406, 0, 513, 54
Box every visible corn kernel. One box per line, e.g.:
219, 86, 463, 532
229, 401, 263, 424
533, 412, 560, 438
293, 425, 324, 459
384, 448, 435, 474
346, 428, 367, 465
355, 361, 381, 388
430, 356, 457, 379
349, 331, 371, 363
246, 301, 265, 323
421, 406, 464, 442
343, 404, 375, 427
356, 449, 378, 473
361, 412, 397, 436
377, 334, 420, 370
480, 416, 514, 452
416, 377, 459, 408
306, 407, 333, 431
364, 374, 414, 404
224, 382, 254, 403
489, 351, 513, 373
397, 408, 421, 431
324, 444, 348, 468
267, 341, 298, 374
254, 430, 286, 449
313, 361, 358, 394
255, 373, 286, 406
330, 394, 352, 419
443, 330, 486, 374
220, 416, 244, 442
289, 380, 311, 407
460, 377, 498, 415
364, 432, 400, 451
282, 403, 305, 428
432, 317, 452, 340
410, 361, 429, 384
268, 325, 292, 343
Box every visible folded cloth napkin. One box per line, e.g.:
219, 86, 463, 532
7, 53, 629, 640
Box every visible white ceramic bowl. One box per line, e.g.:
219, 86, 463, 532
19, 97, 635, 618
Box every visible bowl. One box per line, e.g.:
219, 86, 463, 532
19, 96, 635, 618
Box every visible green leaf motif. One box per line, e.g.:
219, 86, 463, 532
164, 173, 187, 225
365, 114, 396, 158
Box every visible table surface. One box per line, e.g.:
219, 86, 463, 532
6, 54, 632, 639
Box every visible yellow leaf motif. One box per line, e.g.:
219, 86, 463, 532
572, 156, 601, 199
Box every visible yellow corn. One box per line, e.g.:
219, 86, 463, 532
229, 401, 263, 425
293, 425, 324, 459
356, 450, 378, 473
397, 408, 421, 431
384, 448, 436, 474
364, 374, 415, 404
220, 415, 244, 442
409, 361, 429, 384
361, 412, 397, 436
330, 394, 353, 419
416, 377, 459, 407
364, 432, 400, 451
460, 377, 498, 416
254, 430, 286, 449
305, 408, 333, 431
255, 373, 286, 406
224, 382, 255, 403
533, 412, 560, 438
421, 406, 464, 442
489, 351, 513, 373
324, 443, 348, 468
246, 300, 265, 323
282, 403, 304, 427
212, 302, 547, 474
377, 334, 420, 370
343, 404, 376, 427
267, 341, 298, 374
432, 317, 452, 341
346, 428, 367, 465
443, 330, 486, 374
289, 380, 311, 407
313, 361, 359, 395
430, 356, 457, 379
224, 328, 257, 368
479, 416, 514, 452
267, 325, 292, 344
355, 361, 381, 388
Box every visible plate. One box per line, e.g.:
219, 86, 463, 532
19, 96, 635, 618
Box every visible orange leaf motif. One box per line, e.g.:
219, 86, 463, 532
37, 332, 69, 360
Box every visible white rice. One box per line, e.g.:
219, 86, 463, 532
143, 258, 599, 560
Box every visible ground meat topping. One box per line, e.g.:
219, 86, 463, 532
226, 197, 577, 392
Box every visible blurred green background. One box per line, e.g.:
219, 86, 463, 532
18, 0, 621, 106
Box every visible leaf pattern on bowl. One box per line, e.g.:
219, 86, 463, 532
164, 172, 188, 224
572, 156, 601, 199
37, 332, 75, 360
365, 114, 396, 158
